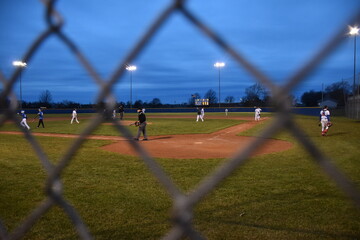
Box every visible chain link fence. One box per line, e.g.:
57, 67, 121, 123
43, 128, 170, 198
344, 74, 360, 119
346, 95, 360, 119
0, 0, 360, 239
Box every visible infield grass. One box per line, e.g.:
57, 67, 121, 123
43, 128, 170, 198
0, 113, 359, 239
0, 113, 243, 136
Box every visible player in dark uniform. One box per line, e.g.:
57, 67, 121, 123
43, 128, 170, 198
134, 108, 148, 141
119, 105, 124, 120
37, 108, 45, 128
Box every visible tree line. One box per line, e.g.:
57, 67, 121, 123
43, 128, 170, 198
165, 80, 352, 108
300, 81, 352, 107
0, 80, 356, 109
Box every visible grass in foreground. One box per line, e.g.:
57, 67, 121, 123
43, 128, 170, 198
0, 114, 359, 239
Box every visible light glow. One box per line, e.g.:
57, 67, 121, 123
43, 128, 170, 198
126, 65, 137, 71
214, 62, 225, 68
12, 61, 27, 67
349, 26, 360, 36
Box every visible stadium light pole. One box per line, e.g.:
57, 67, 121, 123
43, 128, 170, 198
349, 26, 359, 96
12, 61, 27, 109
126, 65, 137, 109
214, 62, 225, 108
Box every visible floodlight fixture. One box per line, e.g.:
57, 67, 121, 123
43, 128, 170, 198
126, 65, 137, 71
349, 26, 359, 36
214, 62, 225, 107
126, 65, 137, 108
214, 62, 225, 68
12, 60, 27, 109
349, 26, 359, 96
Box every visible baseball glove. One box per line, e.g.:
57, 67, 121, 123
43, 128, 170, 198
327, 122, 333, 128
130, 121, 140, 126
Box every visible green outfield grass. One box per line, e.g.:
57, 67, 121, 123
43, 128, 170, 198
0, 113, 359, 239
0, 113, 243, 136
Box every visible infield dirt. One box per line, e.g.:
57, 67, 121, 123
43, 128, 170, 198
102, 117, 292, 159
0, 116, 292, 159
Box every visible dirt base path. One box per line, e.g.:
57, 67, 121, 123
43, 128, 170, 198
102, 119, 293, 159
0, 117, 293, 159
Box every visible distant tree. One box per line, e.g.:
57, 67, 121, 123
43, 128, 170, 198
300, 90, 322, 107
188, 93, 201, 106
324, 81, 351, 106
224, 95, 235, 103
245, 83, 267, 100
56, 100, 79, 108
133, 100, 143, 108
242, 83, 268, 106
204, 89, 217, 105
150, 98, 162, 107
117, 101, 126, 107
39, 90, 53, 108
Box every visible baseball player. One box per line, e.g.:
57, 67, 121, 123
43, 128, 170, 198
18, 110, 30, 130
225, 108, 228, 116
196, 107, 204, 122
36, 108, 45, 128
319, 105, 331, 136
254, 106, 262, 121
71, 108, 80, 124
201, 107, 205, 120
320, 105, 330, 120
119, 105, 124, 120
134, 108, 148, 141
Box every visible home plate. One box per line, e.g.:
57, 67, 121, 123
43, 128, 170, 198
194, 142, 203, 144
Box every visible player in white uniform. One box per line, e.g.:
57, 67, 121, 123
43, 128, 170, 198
18, 110, 30, 130
71, 108, 80, 124
254, 106, 262, 121
201, 107, 205, 120
196, 108, 204, 122
320, 105, 331, 136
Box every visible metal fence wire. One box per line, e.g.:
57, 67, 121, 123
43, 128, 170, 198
0, 0, 360, 239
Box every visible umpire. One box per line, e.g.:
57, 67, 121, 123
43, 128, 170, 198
119, 104, 124, 120
134, 108, 148, 141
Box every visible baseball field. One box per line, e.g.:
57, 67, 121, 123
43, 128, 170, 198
0, 112, 359, 239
